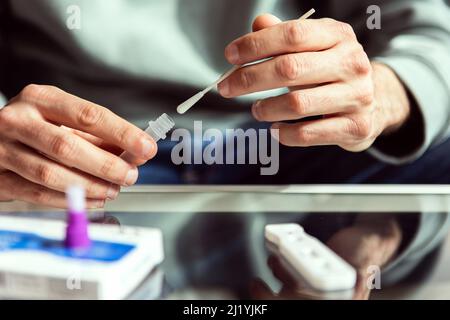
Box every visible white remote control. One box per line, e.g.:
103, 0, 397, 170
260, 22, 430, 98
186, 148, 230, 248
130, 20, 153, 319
265, 224, 356, 293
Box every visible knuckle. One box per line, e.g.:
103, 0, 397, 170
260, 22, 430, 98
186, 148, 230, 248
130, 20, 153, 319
115, 126, 134, 146
336, 21, 356, 39
276, 55, 299, 81
31, 188, 51, 204
2, 147, 17, 169
78, 104, 104, 127
20, 84, 57, 102
84, 181, 102, 198
21, 84, 45, 100
355, 83, 375, 106
347, 116, 372, 139
247, 36, 263, 57
289, 92, 309, 116
99, 157, 122, 182
254, 102, 268, 120
346, 48, 371, 75
238, 69, 255, 90
295, 127, 313, 146
0, 106, 17, 128
50, 135, 77, 159
35, 164, 54, 186
284, 22, 306, 47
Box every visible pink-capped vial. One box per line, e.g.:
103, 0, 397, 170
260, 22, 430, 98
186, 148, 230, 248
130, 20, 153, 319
65, 185, 91, 249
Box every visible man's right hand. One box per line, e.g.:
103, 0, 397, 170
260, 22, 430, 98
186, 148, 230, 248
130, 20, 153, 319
0, 85, 157, 208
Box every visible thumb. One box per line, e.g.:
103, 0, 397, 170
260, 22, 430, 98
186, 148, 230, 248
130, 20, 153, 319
252, 13, 282, 32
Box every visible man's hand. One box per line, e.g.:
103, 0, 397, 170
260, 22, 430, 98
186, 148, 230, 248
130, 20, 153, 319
0, 85, 157, 208
218, 14, 410, 152
326, 216, 402, 299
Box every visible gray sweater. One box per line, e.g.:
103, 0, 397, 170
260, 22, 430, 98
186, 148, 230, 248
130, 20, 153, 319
1, 0, 449, 163
1, 0, 450, 288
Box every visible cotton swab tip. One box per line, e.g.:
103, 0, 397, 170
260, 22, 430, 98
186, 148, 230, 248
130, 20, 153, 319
176, 91, 206, 114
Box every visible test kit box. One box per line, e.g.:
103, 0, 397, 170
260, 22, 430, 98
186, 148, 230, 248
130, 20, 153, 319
0, 216, 164, 300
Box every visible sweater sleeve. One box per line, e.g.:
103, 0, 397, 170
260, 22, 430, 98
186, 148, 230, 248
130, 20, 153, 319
367, 0, 450, 164
381, 212, 450, 285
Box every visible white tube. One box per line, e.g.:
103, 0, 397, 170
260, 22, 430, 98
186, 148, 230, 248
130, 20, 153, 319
66, 185, 86, 213
145, 113, 175, 142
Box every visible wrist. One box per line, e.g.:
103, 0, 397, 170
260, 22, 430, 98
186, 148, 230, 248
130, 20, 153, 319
371, 62, 411, 135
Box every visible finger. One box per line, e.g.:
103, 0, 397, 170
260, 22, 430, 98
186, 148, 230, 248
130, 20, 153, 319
218, 50, 341, 97
19, 85, 157, 159
252, 83, 362, 122
353, 275, 371, 300
100, 215, 121, 226
268, 255, 299, 286
70, 129, 148, 165
252, 14, 282, 32
0, 141, 120, 200
120, 151, 149, 166
3, 117, 140, 186
61, 126, 124, 156
250, 278, 277, 300
64, 124, 148, 165
0, 171, 105, 209
0, 167, 13, 201
272, 116, 374, 148
225, 18, 353, 65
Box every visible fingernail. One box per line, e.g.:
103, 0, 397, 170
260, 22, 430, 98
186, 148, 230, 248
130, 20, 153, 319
225, 44, 239, 64
125, 167, 138, 186
91, 200, 105, 209
103, 216, 121, 226
218, 80, 230, 97
141, 138, 154, 158
252, 100, 262, 121
106, 185, 119, 200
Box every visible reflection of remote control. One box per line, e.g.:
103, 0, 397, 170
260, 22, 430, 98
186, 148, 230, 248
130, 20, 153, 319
265, 224, 356, 292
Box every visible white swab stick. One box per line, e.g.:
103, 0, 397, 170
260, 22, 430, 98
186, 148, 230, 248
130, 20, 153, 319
176, 8, 315, 115
176, 65, 241, 115
298, 8, 316, 20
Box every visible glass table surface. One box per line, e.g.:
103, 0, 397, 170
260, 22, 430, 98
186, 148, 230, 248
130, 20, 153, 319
1, 185, 450, 300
